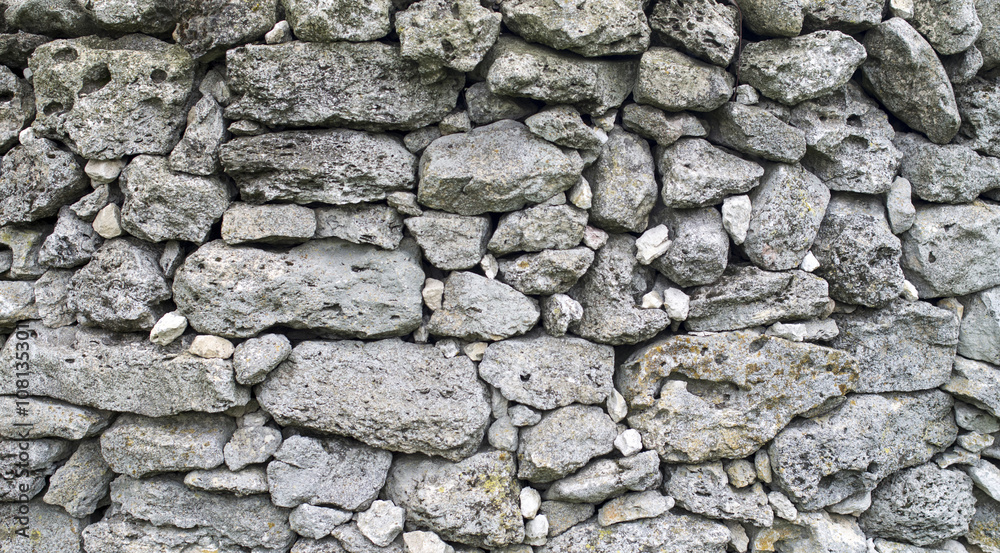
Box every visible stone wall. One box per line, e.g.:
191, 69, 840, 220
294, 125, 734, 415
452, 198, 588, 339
1, 0, 1000, 552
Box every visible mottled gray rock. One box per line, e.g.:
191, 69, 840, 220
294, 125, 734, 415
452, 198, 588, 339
174, 239, 423, 339
0, 224, 50, 279
120, 155, 229, 243
0, 31, 51, 70
488, 204, 587, 255
224, 425, 282, 471
4, 0, 97, 36
220, 129, 417, 204
649, 206, 729, 287
862, 18, 962, 145
584, 127, 656, 233
648, 0, 738, 66
418, 120, 582, 216
30, 35, 194, 159
184, 466, 269, 496
597, 490, 671, 526
666, 463, 773, 526
812, 193, 905, 307
944, 45, 985, 85
498, 248, 594, 295
221, 203, 316, 246
769, 390, 957, 510
621, 103, 703, 145
788, 82, 903, 194
752, 511, 867, 553
801, 0, 883, 31
860, 463, 975, 546
537, 512, 729, 553
405, 211, 491, 270
289, 505, 352, 540
954, 76, 1000, 158
100, 412, 234, 478
900, 200, 1000, 298
283, 0, 390, 42
708, 102, 806, 163
634, 47, 733, 112
0, 396, 109, 440
0, 325, 249, 416
830, 300, 959, 393
517, 405, 617, 482
42, 439, 113, 517
482, 36, 637, 115
658, 138, 763, 208
171, 0, 278, 60
0, 499, 85, 553
38, 206, 102, 269
68, 237, 170, 332
226, 41, 463, 130
0, 65, 32, 154
169, 95, 225, 176
910, 0, 981, 55
69, 184, 111, 222
745, 163, 830, 271
385, 450, 524, 548
500, 0, 648, 57
895, 133, 1000, 203
0, 280, 35, 328
396, 0, 501, 72
526, 105, 604, 149
313, 204, 403, 250
685, 265, 830, 332
540, 293, 584, 337
78, 0, 175, 34
739, 0, 803, 37
968, 489, 1000, 553
267, 435, 392, 509
958, 286, 1000, 364
232, 333, 292, 386
428, 272, 540, 341
111, 475, 295, 551
944, 356, 1000, 417
0, 137, 87, 226
544, 450, 661, 503
257, 339, 490, 461
541, 501, 595, 537
82, 515, 258, 553
1, 438, 71, 502
465, 82, 538, 125
331, 523, 407, 553
619, 331, 856, 462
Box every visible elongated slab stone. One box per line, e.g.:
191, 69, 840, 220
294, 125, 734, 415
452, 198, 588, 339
618, 331, 857, 463
173, 239, 424, 339
535, 512, 730, 553
0, 396, 110, 440
257, 339, 490, 461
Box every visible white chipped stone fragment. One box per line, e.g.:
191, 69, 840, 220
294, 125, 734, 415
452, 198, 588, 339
423, 278, 444, 310
886, 177, 915, 234
488, 416, 518, 452
635, 225, 671, 265
726, 520, 750, 553
403, 531, 454, 553
149, 311, 188, 346
607, 389, 628, 422
387, 191, 422, 216
508, 404, 541, 427
569, 177, 593, 209
958, 432, 995, 453
765, 319, 839, 342
265, 20, 293, 44
614, 428, 643, 456
641, 291, 663, 309
937, 297, 964, 320
662, 288, 690, 321
768, 491, 798, 521
93, 204, 123, 239
521, 487, 541, 519
85, 159, 124, 185
524, 514, 549, 546
722, 195, 751, 245
735, 85, 759, 105
583, 226, 609, 250
755, 449, 772, 483
413, 324, 430, 343
799, 252, 820, 272
967, 459, 1000, 501
828, 490, 872, 516
481, 253, 499, 279
463, 341, 487, 361
189, 335, 235, 359
902, 280, 919, 301
889, 0, 914, 19
436, 338, 461, 359
357, 500, 405, 547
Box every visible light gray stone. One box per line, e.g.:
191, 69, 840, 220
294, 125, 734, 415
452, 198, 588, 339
283, 0, 391, 42
44, 440, 112, 517
658, 138, 763, 208
488, 204, 587, 256
597, 490, 672, 526
895, 132, 1000, 203
0, 280, 35, 328
221, 203, 316, 246
540, 293, 583, 337
428, 272, 540, 341
634, 47, 733, 112
649, 206, 729, 287
708, 102, 806, 163
498, 248, 594, 296
0, 439, 71, 501
955, 75, 1000, 158
357, 500, 405, 547
0, 137, 88, 226
525, 105, 604, 150
100, 412, 234, 478
232, 333, 292, 386
78, 0, 174, 34
517, 404, 617, 483
751, 511, 867, 553
82, 515, 257, 553
169, 94, 225, 176
540, 501, 594, 537
958, 286, 1000, 364
172, 0, 278, 60
944, 45, 985, 84
911, 0, 982, 55
536, 512, 729, 553
289, 504, 352, 540
666, 463, 773, 526
544, 450, 662, 503
184, 466, 269, 497
621, 103, 704, 145
584, 127, 657, 233
396, 0, 501, 72
405, 211, 491, 271
0, 65, 32, 155
739, 0, 803, 37
465, 82, 538, 126
38, 206, 102, 269
0, 396, 109, 440
500, 0, 649, 57
5, 0, 97, 36
224, 424, 282, 471
801, 0, 883, 32
648, 0, 738, 67
0, 224, 50, 279
313, 204, 403, 250
944, 356, 1000, 417
0, 499, 85, 553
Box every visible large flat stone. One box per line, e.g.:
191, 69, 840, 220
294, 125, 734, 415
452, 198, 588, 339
535, 512, 730, 553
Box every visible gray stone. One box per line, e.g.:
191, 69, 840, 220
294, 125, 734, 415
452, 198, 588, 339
649, 206, 729, 287
70, 184, 111, 222
751, 511, 867, 553
666, 463, 773, 526
895, 132, 1000, 203
0, 137, 87, 226
0, 324, 249, 416
955, 76, 1000, 158
525, 105, 604, 150
508, 405, 542, 427
801, 0, 883, 32
482, 36, 637, 115
860, 463, 975, 546
488, 204, 587, 255
489, 417, 519, 452
544, 450, 662, 503
257, 339, 490, 461
0, 281, 35, 328
634, 47, 733, 112
739, 31, 866, 105
584, 127, 656, 233
232, 333, 292, 386
657, 138, 764, 208
541, 501, 594, 537
0, 32, 51, 70
811, 193, 906, 307
42, 440, 113, 517
224, 425, 282, 471
111, 475, 295, 551
169, 95, 226, 176
648, 0, 739, 67
708, 102, 807, 163
313, 204, 403, 250
174, 239, 424, 339
30, 34, 194, 159
745, 163, 830, 271
769, 390, 957, 510
283, 0, 390, 42
944, 45, 985, 84
540, 293, 583, 337
5, 0, 97, 36
38, 206, 102, 269
226, 41, 463, 130
900, 200, 1000, 298
184, 466, 269, 496
956, 402, 1000, 433
267, 435, 392, 509
220, 129, 417, 204
465, 82, 538, 125
0, 65, 32, 155
0, 396, 109, 440
944, 356, 1000, 417
958, 286, 1000, 364
685, 265, 830, 332
536, 512, 729, 553
405, 211, 491, 271
830, 300, 959, 392
428, 272, 540, 341
396, 0, 501, 72
404, 127, 442, 154
597, 490, 672, 526
68, 237, 170, 332
978, 0, 1000, 69
739, 0, 803, 37
862, 18, 962, 145
969, 489, 1000, 553
497, 248, 594, 295
82, 515, 258, 553
172, 0, 278, 60
0, 224, 49, 279
289, 505, 352, 540
100, 412, 235, 478
120, 155, 230, 243
499, 0, 649, 57
332, 523, 407, 553
788, 82, 903, 194
0, 438, 71, 501
79, 0, 175, 34
357, 500, 405, 547
385, 450, 525, 548
0, 499, 85, 553
911, 0, 982, 55
221, 203, 316, 246
418, 120, 582, 216
621, 103, 701, 145
517, 405, 617, 483
619, 331, 857, 463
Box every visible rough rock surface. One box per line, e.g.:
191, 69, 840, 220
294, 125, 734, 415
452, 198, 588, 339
707, 102, 806, 163
497, 248, 594, 295
957, 286, 1000, 364
172, 0, 278, 60
649, 206, 729, 287
283, 0, 391, 42
396, 0, 502, 72
0, 137, 88, 226
488, 204, 587, 255
535, 512, 730, 553
428, 272, 540, 341
634, 47, 733, 112
499, 0, 650, 57
37, 207, 102, 269
99, 412, 235, 477
648, 0, 738, 67
895, 132, 1000, 203
658, 138, 764, 208
517, 404, 617, 482
405, 211, 491, 270
666, 463, 773, 526
585, 127, 657, 233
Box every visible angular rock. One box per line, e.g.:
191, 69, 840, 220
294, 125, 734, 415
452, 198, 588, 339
100, 412, 235, 478
597, 490, 672, 526
79, 0, 175, 35
541, 501, 595, 537
634, 47, 733, 112
958, 286, 1000, 364
357, 500, 405, 547
911, 0, 982, 55
396, 0, 502, 72
312, 204, 402, 250
944, 356, 1000, 417
38, 206, 102, 269
221, 203, 316, 246
0, 438, 71, 501
283, 0, 390, 42
0, 281, 35, 328
172, 0, 278, 60
43, 439, 114, 517
801, 0, 883, 32
862, 18, 962, 145
34, 269, 75, 328
404, 211, 490, 271
257, 339, 490, 461
648, 0, 739, 66
174, 239, 423, 339
649, 206, 729, 287
584, 127, 657, 233
895, 132, 1000, 203
267, 435, 392, 509
769, 390, 957, 510
658, 138, 763, 208
540, 293, 584, 337
954, 76, 1000, 159
184, 466, 269, 496
169, 95, 225, 176
621, 103, 701, 145
501, 0, 649, 57
0, 137, 88, 226
82, 515, 261, 553
666, 463, 773, 526
968, 489, 1000, 553
0, 31, 51, 70
465, 82, 538, 126
0, 499, 85, 553
5, 0, 97, 36
752, 511, 867, 553
0, 396, 109, 440
224, 425, 282, 471
385, 450, 524, 548
497, 248, 594, 295
30, 34, 195, 159
0, 65, 32, 154
428, 272, 540, 341
525, 105, 604, 149
418, 120, 582, 215
289, 505, 352, 540
488, 204, 587, 255
517, 405, 617, 483
544, 450, 661, 503
739, 0, 803, 37
226, 41, 463, 130
220, 129, 417, 204
618, 331, 857, 462
0, 224, 50, 279
745, 163, 830, 271
708, 102, 807, 163
536, 512, 729, 553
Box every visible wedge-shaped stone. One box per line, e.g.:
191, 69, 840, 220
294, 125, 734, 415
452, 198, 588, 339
666, 463, 773, 526
284, 0, 390, 42
257, 339, 490, 461
427, 271, 540, 341
220, 129, 417, 204
535, 512, 730, 553
745, 163, 830, 271
895, 132, 1000, 203
83, 515, 259, 553
497, 248, 595, 295
958, 286, 1000, 364
488, 204, 587, 255
405, 211, 491, 270
944, 356, 1000, 417
649, 0, 739, 66
544, 450, 661, 503
769, 390, 957, 510
634, 47, 733, 112
43, 440, 113, 518
396, 0, 501, 72
517, 405, 617, 483
955, 76, 1000, 157
100, 412, 235, 478
173, 239, 423, 339
226, 41, 464, 130
0, 396, 110, 440
657, 138, 764, 208
618, 331, 857, 463
0, 136, 87, 226
500, 0, 650, 57
707, 103, 806, 163
0, 439, 71, 501
585, 126, 657, 233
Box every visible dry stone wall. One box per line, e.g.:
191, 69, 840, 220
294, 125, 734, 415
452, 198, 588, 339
1, 0, 1000, 552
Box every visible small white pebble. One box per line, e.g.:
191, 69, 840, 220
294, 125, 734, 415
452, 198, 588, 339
902, 280, 919, 301
524, 515, 549, 546
569, 177, 593, 209
583, 226, 609, 250
662, 288, 690, 321
422, 278, 444, 311
607, 389, 628, 422
799, 252, 820, 272
435, 339, 460, 359
149, 311, 187, 346
614, 428, 643, 456
93, 204, 123, 239
520, 487, 541, 519
85, 159, 124, 185
635, 225, 671, 265
463, 341, 487, 361
480, 253, 499, 279
189, 335, 235, 359
641, 291, 663, 309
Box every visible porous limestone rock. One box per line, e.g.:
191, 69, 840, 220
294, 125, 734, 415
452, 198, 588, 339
0, 499, 85, 553
396, 0, 502, 72
221, 203, 317, 246
0, 136, 88, 226
707, 102, 806, 163
37, 206, 102, 269
910, 0, 982, 55
42, 439, 113, 518
585, 127, 656, 233
427, 271, 540, 341
499, 0, 650, 57
648, 206, 729, 287
0, 396, 110, 440
658, 138, 763, 208
497, 248, 595, 295
172, 0, 279, 60
282, 0, 391, 42
895, 132, 1000, 203
517, 404, 617, 482
666, 463, 774, 526
99, 412, 235, 477
535, 512, 730, 553
648, 0, 739, 66
634, 47, 733, 112
544, 450, 662, 503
